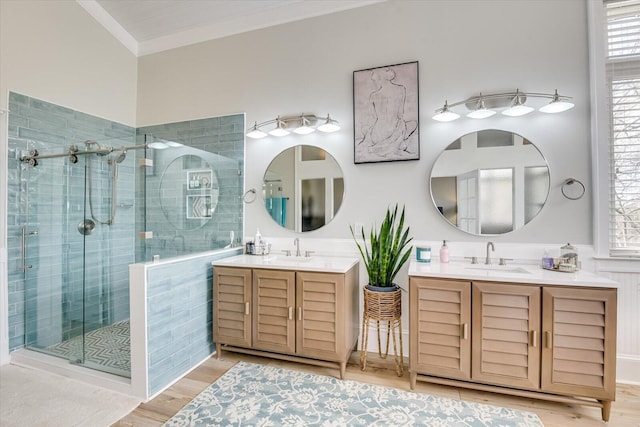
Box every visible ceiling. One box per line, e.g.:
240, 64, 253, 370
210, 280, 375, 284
78, 0, 383, 56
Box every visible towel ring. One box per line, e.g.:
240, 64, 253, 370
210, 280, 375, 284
243, 188, 257, 204
561, 178, 585, 200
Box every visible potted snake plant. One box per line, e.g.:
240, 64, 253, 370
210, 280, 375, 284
350, 204, 413, 292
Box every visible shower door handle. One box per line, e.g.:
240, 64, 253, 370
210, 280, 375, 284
21, 226, 37, 272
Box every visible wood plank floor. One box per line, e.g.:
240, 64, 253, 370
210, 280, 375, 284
113, 352, 640, 427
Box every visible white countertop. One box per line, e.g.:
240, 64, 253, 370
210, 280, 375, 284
212, 254, 359, 274
409, 260, 618, 288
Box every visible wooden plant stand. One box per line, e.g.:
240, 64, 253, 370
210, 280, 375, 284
360, 286, 403, 376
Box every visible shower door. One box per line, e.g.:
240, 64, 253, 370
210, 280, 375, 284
22, 143, 133, 378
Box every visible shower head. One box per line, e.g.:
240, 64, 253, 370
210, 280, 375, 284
84, 140, 111, 156
114, 148, 127, 163
96, 145, 111, 156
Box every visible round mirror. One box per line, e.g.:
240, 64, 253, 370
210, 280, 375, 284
159, 154, 219, 230
263, 145, 344, 232
430, 129, 549, 235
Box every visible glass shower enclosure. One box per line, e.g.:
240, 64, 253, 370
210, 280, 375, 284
20, 137, 138, 377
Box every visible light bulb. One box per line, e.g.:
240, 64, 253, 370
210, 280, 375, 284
148, 142, 168, 149
294, 116, 315, 134
467, 108, 496, 119
539, 91, 575, 113
246, 122, 267, 139
502, 104, 534, 117
432, 101, 460, 122
317, 115, 340, 132
268, 118, 290, 136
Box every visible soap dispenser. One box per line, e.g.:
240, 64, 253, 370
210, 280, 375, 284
254, 228, 262, 245
440, 240, 449, 263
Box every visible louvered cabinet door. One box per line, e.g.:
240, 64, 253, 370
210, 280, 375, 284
410, 277, 471, 380
541, 287, 617, 400
296, 271, 344, 361
472, 282, 541, 390
214, 267, 252, 348
252, 269, 296, 354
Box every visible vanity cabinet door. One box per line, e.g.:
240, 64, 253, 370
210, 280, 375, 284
214, 267, 253, 348
472, 282, 541, 390
252, 269, 296, 354
409, 277, 471, 380
541, 287, 617, 400
295, 271, 344, 360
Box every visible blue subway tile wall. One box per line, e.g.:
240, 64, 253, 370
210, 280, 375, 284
145, 248, 242, 396
6, 93, 136, 365
137, 115, 244, 261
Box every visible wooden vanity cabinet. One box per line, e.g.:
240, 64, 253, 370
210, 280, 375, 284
213, 265, 358, 378
409, 276, 617, 421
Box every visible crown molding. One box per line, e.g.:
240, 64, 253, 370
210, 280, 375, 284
77, 0, 139, 56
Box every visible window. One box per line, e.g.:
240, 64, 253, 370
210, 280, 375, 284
606, 0, 640, 256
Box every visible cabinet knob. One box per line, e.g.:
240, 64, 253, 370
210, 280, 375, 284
245, 302, 250, 315
530, 330, 538, 347
288, 306, 293, 320
298, 307, 302, 321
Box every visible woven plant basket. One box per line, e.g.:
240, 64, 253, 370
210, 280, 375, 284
363, 286, 402, 321
361, 286, 403, 376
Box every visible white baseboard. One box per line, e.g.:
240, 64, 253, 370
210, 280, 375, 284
617, 354, 640, 385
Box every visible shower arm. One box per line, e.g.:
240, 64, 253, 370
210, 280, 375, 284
20, 143, 148, 166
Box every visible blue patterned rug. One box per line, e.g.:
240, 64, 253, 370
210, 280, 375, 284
164, 362, 543, 427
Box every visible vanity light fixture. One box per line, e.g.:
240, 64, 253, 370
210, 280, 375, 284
432, 101, 461, 122
539, 89, 575, 113
246, 113, 340, 139
269, 117, 290, 137
466, 94, 496, 119
293, 115, 315, 135
246, 122, 267, 139
502, 90, 535, 117
432, 89, 574, 122
317, 114, 341, 133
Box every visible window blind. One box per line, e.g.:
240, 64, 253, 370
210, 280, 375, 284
607, 0, 640, 256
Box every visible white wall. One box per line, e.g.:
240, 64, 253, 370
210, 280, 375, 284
136, 0, 592, 246
0, 0, 138, 364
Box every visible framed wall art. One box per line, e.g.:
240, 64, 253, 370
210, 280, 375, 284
353, 61, 420, 164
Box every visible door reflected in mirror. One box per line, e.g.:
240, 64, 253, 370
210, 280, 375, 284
430, 129, 549, 235
263, 145, 344, 232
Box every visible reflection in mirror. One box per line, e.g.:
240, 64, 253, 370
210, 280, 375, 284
263, 145, 344, 232
430, 129, 549, 235
159, 154, 219, 230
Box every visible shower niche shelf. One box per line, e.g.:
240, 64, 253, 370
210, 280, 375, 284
187, 169, 213, 189
186, 195, 213, 219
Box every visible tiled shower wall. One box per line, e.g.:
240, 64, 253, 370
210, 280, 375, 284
6, 92, 136, 351
137, 116, 244, 261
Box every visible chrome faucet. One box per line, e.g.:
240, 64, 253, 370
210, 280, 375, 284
485, 242, 495, 265
294, 237, 301, 257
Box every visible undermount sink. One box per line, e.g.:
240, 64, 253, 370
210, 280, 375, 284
465, 265, 531, 274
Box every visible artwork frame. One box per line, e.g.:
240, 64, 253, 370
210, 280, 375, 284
353, 61, 420, 164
